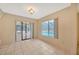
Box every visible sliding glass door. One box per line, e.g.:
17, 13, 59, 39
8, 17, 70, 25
22, 22, 33, 40
16, 21, 34, 41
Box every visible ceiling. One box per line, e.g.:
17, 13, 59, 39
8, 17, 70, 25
0, 3, 71, 19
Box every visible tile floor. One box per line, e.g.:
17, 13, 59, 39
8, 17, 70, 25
0, 39, 64, 55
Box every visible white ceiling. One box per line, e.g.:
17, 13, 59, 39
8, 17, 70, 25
0, 3, 71, 19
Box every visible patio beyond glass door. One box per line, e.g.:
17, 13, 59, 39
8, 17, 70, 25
16, 21, 22, 41
22, 22, 33, 40
16, 21, 34, 41
26, 23, 31, 39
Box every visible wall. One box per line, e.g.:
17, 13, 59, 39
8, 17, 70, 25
77, 13, 79, 54
0, 12, 37, 47
37, 4, 78, 54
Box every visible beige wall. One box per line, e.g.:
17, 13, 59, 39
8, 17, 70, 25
77, 13, 79, 54
37, 4, 78, 54
0, 12, 37, 47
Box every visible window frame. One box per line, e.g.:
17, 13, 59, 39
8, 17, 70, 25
41, 18, 58, 39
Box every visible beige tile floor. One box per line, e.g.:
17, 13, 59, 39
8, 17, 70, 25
0, 39, 64, 55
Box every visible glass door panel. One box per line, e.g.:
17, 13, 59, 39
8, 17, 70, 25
22, 22, 26, 40
26, 23, 31, 39
16, 21, 22, 41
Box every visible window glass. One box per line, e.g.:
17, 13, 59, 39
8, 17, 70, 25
41, 21, 49, 37
41, 19, 57, 38
49, 20, 55, 37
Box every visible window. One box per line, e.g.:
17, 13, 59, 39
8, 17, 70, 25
49, 20, 55, 37
41, 19, 58, 38
16, 21, 34, 41
41, 21, 49, 36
